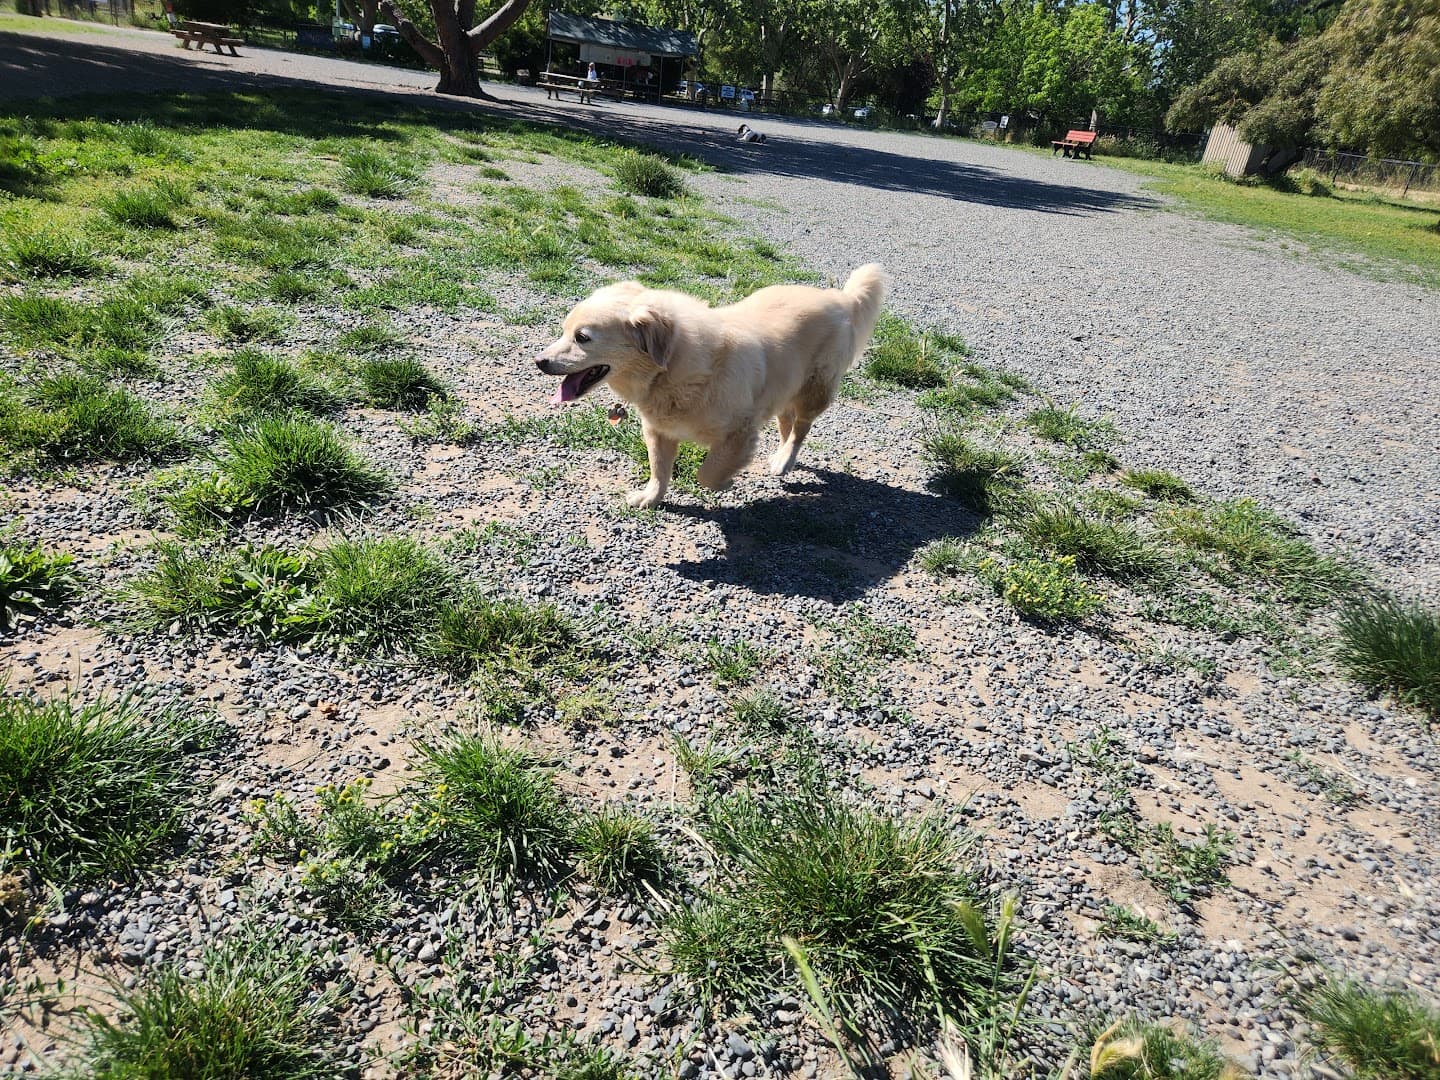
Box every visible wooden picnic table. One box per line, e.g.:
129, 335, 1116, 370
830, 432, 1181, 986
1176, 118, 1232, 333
172, 20, 244, 56
538, 71, 599, 104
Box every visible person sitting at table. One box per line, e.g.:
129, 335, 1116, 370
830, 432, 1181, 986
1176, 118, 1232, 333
586, 61, 598, 85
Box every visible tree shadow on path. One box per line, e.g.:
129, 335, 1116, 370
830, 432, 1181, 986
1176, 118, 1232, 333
666, 468, 982, 603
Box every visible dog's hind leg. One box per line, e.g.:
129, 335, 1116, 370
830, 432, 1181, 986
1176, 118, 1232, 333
769, 379, 832, 475
627, 425, 679, 509
768, 416, 813, 475
697, 426, 759, 491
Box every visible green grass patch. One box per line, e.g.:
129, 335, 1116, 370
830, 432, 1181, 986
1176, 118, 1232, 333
0, 373, 185, 471
576, 806, 667, 895
1162, 498, 1359, 609
308, 536, 455, 651
358, 356, 447, 411
100, 178, 190, 229
415, 729, 575, 887
1296, 976, 1440, 1080
1121, 468, 1194, 502
702, 638, 764, 687
1023, 403, 1114, 449
340, 148, 419, 198
666, 785, 1012, 1037
922, 428, 1025, 513
204, 303, 290, 344
170, 414, 387, 530
1, 227, 104, 280
69, 932, 347, 1079
0, 541, 77, 629
488, 405, 706, 489
206, 349, 343, 420
612, 150, 684, 198
864, 315, 951, 390
1336, 593, 1440, 721
425, 593, 577, 675
1019, 502, 1170, 581
0, 690, 224, 886
1097, 903, 1175, 945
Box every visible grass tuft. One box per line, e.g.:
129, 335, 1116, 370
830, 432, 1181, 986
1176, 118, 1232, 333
416, 729, 574, 885
0, 690, 223, 885
1121, 468, 1194, 502
1088, 1016, 1238, 1079
1336, 593, 1440, 720
1019, 502, 1170, 581
1296, 977, 1440, 1080
72, 933, 346, 1079
1023, 404, 1114, 449
576, 807, 666, 895
205, 303, 290, 344
426, 593, 576, 675
1163, 499, 1358, 608
100, 179, 190, 228
2, 228, 103, 279
612, 150, 684, 198
666, 786, 1007, 1028
0, 373, 185, 470
341, 148, 418, 198
309, 537, 456, 652
358, 356, 448, 411
864, 316, 950, 389
922, 429, 1024, 513
207, 349, 342, 419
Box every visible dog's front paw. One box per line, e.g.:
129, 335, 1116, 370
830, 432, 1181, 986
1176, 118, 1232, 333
625, 487, 662, 509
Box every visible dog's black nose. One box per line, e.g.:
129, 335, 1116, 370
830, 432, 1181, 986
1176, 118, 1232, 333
534, 356, 550, 372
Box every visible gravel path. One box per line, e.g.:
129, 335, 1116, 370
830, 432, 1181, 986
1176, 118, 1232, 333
2, 24, 1439, 1080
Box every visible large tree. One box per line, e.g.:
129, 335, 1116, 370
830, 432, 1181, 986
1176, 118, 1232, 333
381, 0, 530, 96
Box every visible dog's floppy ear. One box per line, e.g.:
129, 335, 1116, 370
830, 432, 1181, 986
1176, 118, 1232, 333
627, 303, 673, 368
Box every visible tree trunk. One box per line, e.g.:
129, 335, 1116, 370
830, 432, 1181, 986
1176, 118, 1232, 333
933, 83, 950, 129
382, 0, 529, 99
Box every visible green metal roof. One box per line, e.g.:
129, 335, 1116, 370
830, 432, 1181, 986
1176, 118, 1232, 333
546, 11, 698, 58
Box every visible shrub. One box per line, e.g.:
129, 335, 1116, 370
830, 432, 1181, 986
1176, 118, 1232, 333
613, 150, 684, 198
1296, 977, 1440, 1080
358, 356, 447, 411
989, 554, 1103, 621
1336, 593, 1440, 720
70, 933, 346, 1079
0, 690, 224, 885
0, 542, 76, 628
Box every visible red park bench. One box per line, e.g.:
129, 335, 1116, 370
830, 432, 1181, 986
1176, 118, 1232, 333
1052, 129, 1098, 160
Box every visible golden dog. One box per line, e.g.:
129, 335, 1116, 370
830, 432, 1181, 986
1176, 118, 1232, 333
536, 264, 887, 508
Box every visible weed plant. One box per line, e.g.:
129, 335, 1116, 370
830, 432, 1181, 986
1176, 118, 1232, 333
0, 690, 224, 885
1097, 904, 1176, 945
0, 541, 76, 628
1336, 593, 1440, 720
1121, 468, 1194, 502
983, 554, 1104, 622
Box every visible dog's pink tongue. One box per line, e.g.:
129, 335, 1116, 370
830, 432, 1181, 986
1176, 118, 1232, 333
553, 372, 585, 404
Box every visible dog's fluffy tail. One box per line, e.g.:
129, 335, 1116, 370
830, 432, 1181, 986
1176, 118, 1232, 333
842, 263, 888, 368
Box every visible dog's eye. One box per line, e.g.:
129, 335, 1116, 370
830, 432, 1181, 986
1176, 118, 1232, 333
573, 330, 591, 344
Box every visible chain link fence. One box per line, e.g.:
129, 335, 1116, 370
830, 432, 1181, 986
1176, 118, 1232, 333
1301, 149, 1440, 197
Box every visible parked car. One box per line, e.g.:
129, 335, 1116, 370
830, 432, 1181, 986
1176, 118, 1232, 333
853, 105, 873, 120
821, 103, 836, 117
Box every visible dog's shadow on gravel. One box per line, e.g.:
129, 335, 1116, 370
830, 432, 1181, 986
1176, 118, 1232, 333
667, 468, 980, 602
